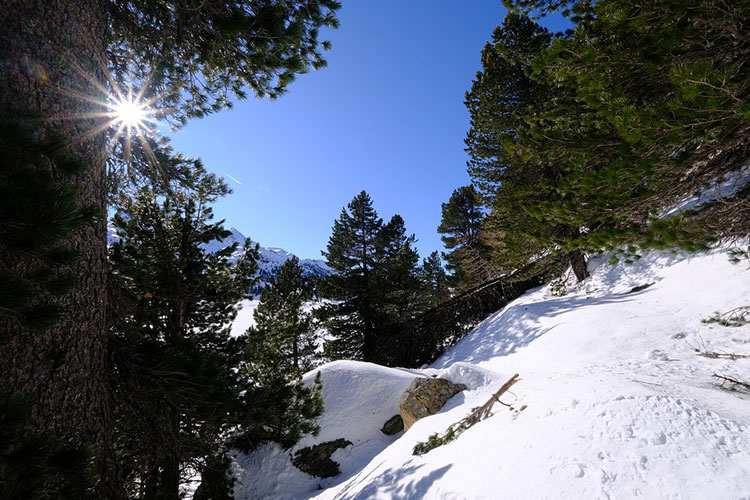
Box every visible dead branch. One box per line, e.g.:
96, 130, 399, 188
413, 374, 521, 455
696, 350, 750, 360
713, 373, 750, 391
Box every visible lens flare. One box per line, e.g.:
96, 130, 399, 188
110, 94, 154, 134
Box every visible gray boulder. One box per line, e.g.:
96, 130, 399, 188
399, 378, 466, 430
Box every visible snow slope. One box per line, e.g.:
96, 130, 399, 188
233, 246, 750, 500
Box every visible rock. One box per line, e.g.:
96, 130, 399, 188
292, 438, 352, 478
381, 415, 404, 435
399, 378, 467, 430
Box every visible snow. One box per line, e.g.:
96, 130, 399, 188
660, 165, 750, 219
232, 245, 750, 499
230, 299, 259, 337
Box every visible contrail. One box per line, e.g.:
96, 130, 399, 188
222, 171, 243, 185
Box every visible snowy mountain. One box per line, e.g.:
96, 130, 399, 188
199, 226, 332, 283
231, 245, 750, 499
109, 225, 332, 294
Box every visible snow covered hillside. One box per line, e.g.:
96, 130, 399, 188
232, 246, 750, 500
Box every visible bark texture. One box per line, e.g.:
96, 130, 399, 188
569, 249, 589, 282
0, 1, 116, 496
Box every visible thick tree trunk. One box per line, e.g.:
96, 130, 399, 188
0, 1, 119, 496
569, 249, 589, 282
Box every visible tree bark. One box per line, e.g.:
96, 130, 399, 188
569, 249, 589, 282
0, 1, 119, 496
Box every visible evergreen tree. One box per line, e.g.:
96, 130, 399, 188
239, 257, 323, 450
0, 121, 101, 499
249, 257, 319, 374
437, 186, 493, 289
1, 1, 341, 495
319, 192, 423, 363
463, 13, 591, 281
373, 215, 422, 332
499, 0, 750, 258
418, 251, 451, 309
319, 191, 382, 360
108, 161, 261, 499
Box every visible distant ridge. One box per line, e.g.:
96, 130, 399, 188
108, 224, 332, 294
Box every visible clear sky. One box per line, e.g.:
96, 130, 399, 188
169, 1, 567, 261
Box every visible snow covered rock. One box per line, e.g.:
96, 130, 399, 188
399, 378, 467, 430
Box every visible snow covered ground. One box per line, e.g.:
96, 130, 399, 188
232, 246, 750, 500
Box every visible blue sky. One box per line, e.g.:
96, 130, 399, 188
169, 1, 567, 260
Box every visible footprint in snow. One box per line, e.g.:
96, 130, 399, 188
644, 349, 670, 361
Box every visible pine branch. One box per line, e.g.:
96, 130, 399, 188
413, 374, 521, 456
713, 373, 750, 391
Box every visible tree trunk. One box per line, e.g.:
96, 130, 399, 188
569, 250, 589, 282
0, 1, 119, 496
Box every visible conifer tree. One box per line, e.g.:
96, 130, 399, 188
318, 191, 382, 360
419, 251, 451, 309
319, 192, 423, 363
1, 2, 341, 494
373, 215, 422, 333
240, 257, 323, 449
437, 186, 493, 289
249, 257, 319, 374
108, 161, 260, 499
499, 0, 750, 258
463, 13, 591, 281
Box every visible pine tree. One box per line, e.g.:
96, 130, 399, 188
463, 13, 591, 281
499, 0, 750, 258
1, 2, 341, 495
319, 191, 382, 360
419, 251, 451, 309
319, 192, 423, 363
249, 257, 319, 374
437, 186, 494, 289
108, 160, 260, 499
373, 215, 422, 334
240, 258, 323, 451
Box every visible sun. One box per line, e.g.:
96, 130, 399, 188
109, 94, 155, 134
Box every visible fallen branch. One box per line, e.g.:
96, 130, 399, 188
713, 373, 750, 391
702, 306, 750, 327
695, 350, 750, 360
413, 374, 521, 455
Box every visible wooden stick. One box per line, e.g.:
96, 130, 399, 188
696, 351, 750, 360
713, 373, 750, 391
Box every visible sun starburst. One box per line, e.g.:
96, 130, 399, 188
109, 92, 156, 135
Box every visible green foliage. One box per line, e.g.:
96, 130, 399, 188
249, 257, 319, 373
437, 186, 492, 289
108, 159, 261, 497
412, 428, 457, 456
105, 0, 341, 125
318, 191, 423, 362
109, 156, 324, 495
728, 247, 750, 266
469, 0, 750, 280
418, 251, 451, 309
0, 395, 95, 500
0, 119, 98, 331
238, 257, 324, 448
702, 307, 750, 328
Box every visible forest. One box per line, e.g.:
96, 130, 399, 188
1, 0, 748, 498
